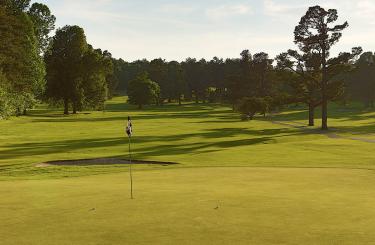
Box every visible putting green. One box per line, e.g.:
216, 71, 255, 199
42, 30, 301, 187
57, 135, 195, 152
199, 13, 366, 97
1, 167, 375, 245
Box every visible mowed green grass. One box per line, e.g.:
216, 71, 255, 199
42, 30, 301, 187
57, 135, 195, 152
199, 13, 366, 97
2, 167, 375, 245
1, 97, 375, 179
1, 97, 375, 244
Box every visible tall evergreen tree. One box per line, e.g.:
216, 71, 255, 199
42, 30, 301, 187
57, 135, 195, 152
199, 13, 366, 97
293, 6, 359, 130
277, 50, 323, 126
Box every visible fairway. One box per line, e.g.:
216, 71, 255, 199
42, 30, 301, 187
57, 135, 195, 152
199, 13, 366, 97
1, 97, 375, 244
1, 97, 375, 180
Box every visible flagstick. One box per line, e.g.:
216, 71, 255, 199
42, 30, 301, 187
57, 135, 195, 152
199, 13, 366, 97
128, 136, 133, 199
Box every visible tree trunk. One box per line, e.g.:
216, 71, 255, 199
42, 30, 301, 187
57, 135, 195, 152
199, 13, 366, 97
23, 109, 27, 116
138, 104, 143, 109
308, 103, 315, 126
322, 99, 328, 130
64, 99, 69, 115
178, 96, 182, 106
16, 107, 21, 117
73, 104, 77, 114
321, 48, 328, 130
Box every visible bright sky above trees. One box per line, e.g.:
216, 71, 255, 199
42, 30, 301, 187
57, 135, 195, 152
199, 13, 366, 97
34, 0, 375, 61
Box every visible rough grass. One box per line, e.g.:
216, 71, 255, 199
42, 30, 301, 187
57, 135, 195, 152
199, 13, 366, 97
1, 97, 375, 244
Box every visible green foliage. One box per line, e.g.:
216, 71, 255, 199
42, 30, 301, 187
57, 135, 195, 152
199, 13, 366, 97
293, 5, 358, 130
81, 47, 114, 110
0, 0, 31, 13
45, 25, 88, 114
0, 72, 13, 119
149, 58, 168, 102
45, 26, 115, 114
0, 4, 45, 116
127, 72, 160, 109
236, 97, 270, 120
167, 61, 186, 104
28, 2, 56, 53
276, 6, 362, 128
113, 59, 148, 93
346, 52, 375, 107
113, 52, 283, 108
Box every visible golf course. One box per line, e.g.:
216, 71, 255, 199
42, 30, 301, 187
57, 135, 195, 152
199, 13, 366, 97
1, 97, 375, 244
2, 1, 375, 244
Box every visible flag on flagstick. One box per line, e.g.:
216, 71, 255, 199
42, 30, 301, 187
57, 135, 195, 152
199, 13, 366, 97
126, 116, 132, 137
126, 116, 134, 199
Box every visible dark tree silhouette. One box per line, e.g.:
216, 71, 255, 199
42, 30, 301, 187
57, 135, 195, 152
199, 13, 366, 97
347, 52, 375, 107
149, 58, 168, 104
276, 50, 322, 126
294, 6, 346, 130
293, 6, 360, 130
45, 25, 88, 114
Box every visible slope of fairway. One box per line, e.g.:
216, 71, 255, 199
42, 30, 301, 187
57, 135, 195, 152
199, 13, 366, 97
1, 97, 375, 179
1, 167, 375, 245
1, 97, 375, 244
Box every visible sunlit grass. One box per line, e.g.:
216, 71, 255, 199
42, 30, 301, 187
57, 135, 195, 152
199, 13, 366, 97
1, 97, 375, 244
2, 167, 375, 245
1, 97, 375, 179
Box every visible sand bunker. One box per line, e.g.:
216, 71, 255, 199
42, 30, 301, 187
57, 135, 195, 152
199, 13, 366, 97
36, 158, 178, 167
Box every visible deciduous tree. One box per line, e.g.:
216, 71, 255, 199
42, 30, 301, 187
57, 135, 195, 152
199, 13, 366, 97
28, 2, 56, 53
45, 25, 88, 114
127, 72, 160, 109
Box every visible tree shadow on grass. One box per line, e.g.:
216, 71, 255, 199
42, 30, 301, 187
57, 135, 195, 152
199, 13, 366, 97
133, 137, 275, 158
29, 107, 236, 123
1, 126, 303, 161
0, 137, 126, 160
334, 123, 375, 135
105, 101, 224, 113
270, 104, 375, 135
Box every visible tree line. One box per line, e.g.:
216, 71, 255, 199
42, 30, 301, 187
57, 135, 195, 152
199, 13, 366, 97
114, 6, 372, 130
0, 0, 116, 118
114, 53, 282, 108
1, 2, 374, 131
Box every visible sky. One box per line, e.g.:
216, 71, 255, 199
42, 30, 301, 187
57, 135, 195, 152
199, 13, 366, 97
34, 0, 375, 61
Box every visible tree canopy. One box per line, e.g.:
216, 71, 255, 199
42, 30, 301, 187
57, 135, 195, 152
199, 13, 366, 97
127, 72, 160, 109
